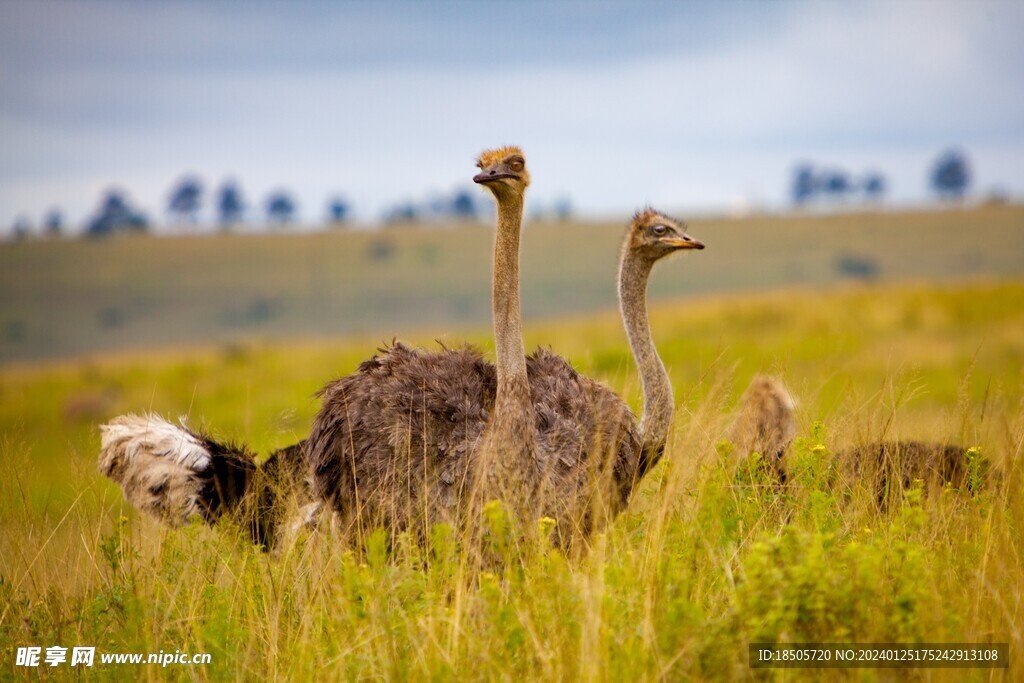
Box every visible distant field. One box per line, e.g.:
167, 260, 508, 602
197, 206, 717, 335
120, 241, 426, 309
1, 281, 1022, 680
1, 205, 1022, 363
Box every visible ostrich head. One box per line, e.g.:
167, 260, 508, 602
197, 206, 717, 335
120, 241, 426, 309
474, 146, 530, 199
626, 208, 704, 262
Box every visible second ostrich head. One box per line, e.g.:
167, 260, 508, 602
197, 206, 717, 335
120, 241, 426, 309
474, 146, 531, 200
625, 208, 704, 262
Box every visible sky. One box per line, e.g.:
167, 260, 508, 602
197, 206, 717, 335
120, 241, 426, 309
1, 0, 1023, 233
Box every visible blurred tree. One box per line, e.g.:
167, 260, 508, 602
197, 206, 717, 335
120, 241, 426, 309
265, 191, 296, 226
931, 149, 971, 200
383, 202, 419, 224
44, 209, 63, 237
791, 163, 816, 205
426, 194, 448, 217
217, 181, 245, 229
12, 216, 31, 241
553, 196, 573, 221
86, 189, 149, 237
168, 176, 203, 225
450, 189, 477, 220
327, 196, 350, 225
822, 170, 852, 200
862, 172, 887, 201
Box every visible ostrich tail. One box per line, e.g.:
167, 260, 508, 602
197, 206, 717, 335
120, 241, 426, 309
99, 414, 288, 545
729, 375, 797, 465
99, 414, 236, 523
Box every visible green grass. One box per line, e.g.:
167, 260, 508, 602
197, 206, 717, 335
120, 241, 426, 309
1, 280, 1023, 680
2, 204, 1023, 363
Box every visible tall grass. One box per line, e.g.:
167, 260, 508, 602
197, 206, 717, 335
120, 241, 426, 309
1, 281, 1022, 680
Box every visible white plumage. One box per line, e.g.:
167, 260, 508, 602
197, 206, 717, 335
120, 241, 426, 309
98, 414, 214, 523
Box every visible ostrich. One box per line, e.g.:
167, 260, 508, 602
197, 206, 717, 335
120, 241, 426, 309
728, 376, 978, 505
306, 179, 704, 541
98, 147, 705, 546
728, 375, 798, 472
301, 145, 546, 534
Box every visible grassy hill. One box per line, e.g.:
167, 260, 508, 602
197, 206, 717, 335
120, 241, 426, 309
1, 205, 1022, 363
1, 279, 1022, 679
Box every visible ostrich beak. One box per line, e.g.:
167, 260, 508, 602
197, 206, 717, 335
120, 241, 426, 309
473, 166, 518, 184
666, 235, 705, 250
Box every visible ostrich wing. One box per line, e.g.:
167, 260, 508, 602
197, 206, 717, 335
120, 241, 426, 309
306, 342, 640, 535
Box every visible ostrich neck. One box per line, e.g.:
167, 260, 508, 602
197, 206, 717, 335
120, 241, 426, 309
492, 194, 528, 389
489, 193, 537, 456
477, 190, 538, 509
619, 251, 673, 453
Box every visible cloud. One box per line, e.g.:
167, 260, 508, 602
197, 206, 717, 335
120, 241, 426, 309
1, 0, 1022, 229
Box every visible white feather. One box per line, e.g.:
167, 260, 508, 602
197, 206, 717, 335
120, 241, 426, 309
98, 413, 213, 523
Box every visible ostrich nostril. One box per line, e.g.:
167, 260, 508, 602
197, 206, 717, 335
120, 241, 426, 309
489, 170, 497, 175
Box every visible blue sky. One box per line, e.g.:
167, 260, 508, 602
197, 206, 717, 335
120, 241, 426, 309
1, 0, 1022, 232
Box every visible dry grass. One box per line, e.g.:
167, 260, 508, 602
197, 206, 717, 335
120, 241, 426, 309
1, 280, 1022, 680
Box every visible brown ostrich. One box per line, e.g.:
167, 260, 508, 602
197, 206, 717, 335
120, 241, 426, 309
728, 375, 798, 472
97, 147, 705, 547
305, 151, 705, 541
728, 376, 978, 505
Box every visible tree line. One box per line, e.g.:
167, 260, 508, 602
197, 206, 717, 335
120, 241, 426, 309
11, 176, 574, 239
791, 148, 974, 207
4, 147, 992, 240
88, 178, 351, 237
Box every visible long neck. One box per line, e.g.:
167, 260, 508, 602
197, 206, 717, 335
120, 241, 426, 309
618, 250, 673, 456
492, 194, 528, 389
481, 191, 537, 507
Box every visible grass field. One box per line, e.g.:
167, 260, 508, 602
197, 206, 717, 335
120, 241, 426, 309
1, 267, 1023, 677
1, 205, 1023, 363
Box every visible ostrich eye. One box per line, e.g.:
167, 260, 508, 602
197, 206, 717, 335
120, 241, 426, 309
652, 225, 667, 235
509, 160, 524, 172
